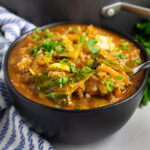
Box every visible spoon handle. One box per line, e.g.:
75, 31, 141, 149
132, 60, 150, 75
101, 2, 150, 18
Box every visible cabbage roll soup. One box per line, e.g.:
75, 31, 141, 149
8, 24, 144, 110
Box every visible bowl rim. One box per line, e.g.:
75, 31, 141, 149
3, 21, 149, 113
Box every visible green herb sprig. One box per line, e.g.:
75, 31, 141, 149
135, 20, 150, 106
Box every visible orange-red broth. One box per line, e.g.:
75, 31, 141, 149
8, 25, 144, 110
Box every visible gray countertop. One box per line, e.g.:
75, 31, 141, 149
53, 104, 150, 150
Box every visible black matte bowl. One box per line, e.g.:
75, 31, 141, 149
3, 22, 149, 144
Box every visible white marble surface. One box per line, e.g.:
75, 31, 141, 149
53, 104, 150, 150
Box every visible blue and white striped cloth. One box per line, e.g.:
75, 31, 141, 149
0, 6, 53, 150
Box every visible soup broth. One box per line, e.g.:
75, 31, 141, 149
8, 24, 144, 110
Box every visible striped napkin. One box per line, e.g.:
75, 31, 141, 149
0, 6, 53, 150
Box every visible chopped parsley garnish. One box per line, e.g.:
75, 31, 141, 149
117, 47, 121, 51
44, 29, 55, 38
56, 67, 61, 70
69, 64, 77, 73
68, 77, 75, 83
88, 38, 99, 55
116, 75, 123, 80
44, 29, 50, 34
50, 92, 56, 99
117, 54, 126, 59
88, 63, 94, 68
33, 27, 41, 33
46, 52, 52, 57
75, 106, 80, 110
57, 76, 69, 88
57, 41, 63, 46
83, 30, 88, 35
54, 105, 62, 108
88, 59, 95, 68
40, 40, 63, 53
30, 47, 38, 55
30, 40, 63, 57
106, 76, 114, 92
45, 33, 55, 38
60, 58, 69, 63
69, 66, 93, 83
75, 67, 93, 79
33, 34, 40, 41
30, 38, 67, 65
57, 46, 66, 52
79, 36, 87, 42
69, 28, 78, 33
105, 58, 108, 63
120, 42, 129, 50
133, 58, 142, 65
55, 66, 92, 87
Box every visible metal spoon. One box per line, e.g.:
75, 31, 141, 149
131, 60, 150, 77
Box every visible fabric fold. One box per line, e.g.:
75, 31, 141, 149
0, 6, 53, 150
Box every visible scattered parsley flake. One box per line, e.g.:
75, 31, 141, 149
117, 54, 126, 59
60, 58, 69, 63
33, 34, 40, 41
56, 67, 61, 70
106, 76, 114, 92
50, 92, 56, 99
54, 105, 61, 108
120, 42, 129, 50
44, 29, 55, 38
79, 36, 87, 42
57, 76, 69, 88
88, 59, 95, 68
69, 28, 78, 33
117, 47, 121, 51
46, 52, 52, 57
40, 40, 63, 53
33, 27, 41, 33
45, 29, 50, 34
83, 30, 88, 35
69, 77, 75, 83
133, 58, 142, 65
75, 106, 80, 110
57, 46, 66, 52
105, 58, 108, 63
30, 47, 38, 55
69, 64, 77, 73
88, 38, 99, 55
116, 75, 123, 80
76, 67, 92, 79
